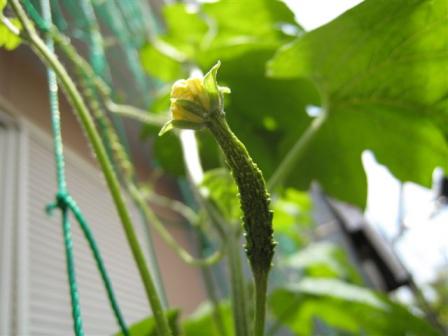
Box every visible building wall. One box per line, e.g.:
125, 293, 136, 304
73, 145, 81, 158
0, 46, 206, 334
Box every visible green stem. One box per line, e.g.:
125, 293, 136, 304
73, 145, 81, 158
130, 184, 224, 267
144, 191, 198, 225
227, 237, 251, 336
77, 75, 169, 309
254, 271, 268, 336
9, 1, 172, 335
201, 267, 227, 336
198, 238, 227, 336
106, 101, 168, 126
207, 116, 274, 336
49, 27, 167, 127
179, 130, 251, 335
268, 114, 327, 191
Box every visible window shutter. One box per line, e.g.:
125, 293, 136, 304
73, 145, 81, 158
26, 127, 153, 335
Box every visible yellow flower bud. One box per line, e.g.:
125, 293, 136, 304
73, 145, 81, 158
159, 62, 230, 136
170, 77, 210, 123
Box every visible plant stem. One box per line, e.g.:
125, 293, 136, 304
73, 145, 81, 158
199, 245, 227, 336
9, 1, 172, 334
130, 184, 224, 267
76, 75, 169, 309
207, 116, 274, 336
106, 101, 168, 126
254, 271, 268, 336
179, 130, 251, 335
268, 113, 327, 191
49, 27, 167, 127
227, 237, 251, 336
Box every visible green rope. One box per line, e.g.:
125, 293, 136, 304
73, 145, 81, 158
37, 0, 129, 335
60, 202, 83, 335
23, 0, 50, 31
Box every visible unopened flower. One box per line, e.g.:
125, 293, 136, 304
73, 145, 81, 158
159, 62, 230, 135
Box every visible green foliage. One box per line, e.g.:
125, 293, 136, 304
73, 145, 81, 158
268, 0, 448, 207
135, 0, 448, 334
201, 168, 241, 223
153, 131, 185, 176
114, 310, 179, 336
418, 270, 448, 330
272, 188, 313, 251
286, 242, 362, 284
140, 0, 320, 180
269, 278, 440, 336
141, 0, 448, 208
140, 44, 184, 82
0, 3, 22, 51
182, 301, 234, 336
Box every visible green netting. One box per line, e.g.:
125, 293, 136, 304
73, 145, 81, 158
23, 0, 166, 334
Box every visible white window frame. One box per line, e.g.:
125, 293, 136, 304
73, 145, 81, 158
0, 109, 30, 336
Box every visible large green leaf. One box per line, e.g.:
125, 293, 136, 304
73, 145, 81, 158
196, 0, 301, 65
268, 0, 448, 207
203, 49, 320, 178
182, 301, 234, 336
140, 0, 319, 180
269, 278, 440, 335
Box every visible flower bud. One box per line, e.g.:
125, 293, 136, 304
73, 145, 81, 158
159, 62, 230, 136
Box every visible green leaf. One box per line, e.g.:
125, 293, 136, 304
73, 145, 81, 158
269, 278, 440, 336
268, 0, 448, 207
139, 0, 315, 183
158, 121, 174, 136
114, 309, 179, 336
208, 49, 320, 179
153, 131, 185, 176
140, 44, 186, 82
203, 0, 297, 41
0, 0, 5, 11
286, 242, 362, 284
182, 301, 234, 336
162, 3, 208, 59
196, 131, 221, 172
139, 3, 207, 81
0, 17, 22, 50
272, 188, 313, 251
203, 61, 222, 112
198, 0, 301, 65
200, 168, 241, 223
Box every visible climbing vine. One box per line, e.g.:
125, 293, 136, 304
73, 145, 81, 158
1, 0, 446, 335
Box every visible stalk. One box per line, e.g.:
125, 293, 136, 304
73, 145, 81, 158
268, 113, 327, 191
226, 236, 251, 336
9, 1, 172, 334
179, 130, 251, 335
253, 272, 268, 336
207, 116, 274, 336
166, 64, 275, 335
